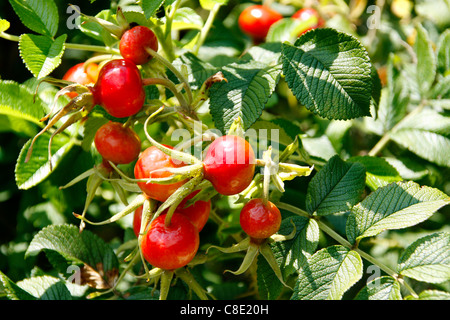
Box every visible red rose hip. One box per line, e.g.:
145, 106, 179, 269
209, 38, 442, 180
94, 121, 141, 165
91, 59, 145, 118
119, 26, 159, 65
134, 145, 187, 202
238, 5, 282, 40
240, 198, 281, 239
141, 213, 199, 270
203, 135, 256, 195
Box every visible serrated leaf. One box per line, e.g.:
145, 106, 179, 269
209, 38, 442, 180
354, 276, 402, 300
9, 0, 59, 37
15, 132, 74, 190
0, 80, 45, 128
291, 245, 363, 300
209, 60, 281, 133
172, 52, 218, 90
16, 276, 72, 300
390, 129, 450, 167
415, 23, 436, 95
281, 28, 373, 120
306, 155, 366, 216
142, 0, 164, 19
398, 232, 450, 284
25, 224, 119, 289
19, 34, 67, 79
242, 42, 282, 67
389, 109, 450, 167
258, 216, 319, 299
346, 181, 450, 245
0, 271, 36, 300
348, 156, 402, 190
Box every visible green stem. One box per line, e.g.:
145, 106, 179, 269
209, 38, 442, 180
368, 102, 425, 157
142, 77, 189, 114
194, 3, 221, 55
0, 32, 118, 54
276, 201, 419, 298
144, 47, 193, 106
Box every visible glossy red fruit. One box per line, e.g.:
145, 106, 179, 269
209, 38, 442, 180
203, 135, 255, 196
134, 145, 187, 202
91, 59, 145, 118
62, 62, 99, 98
292, 8, 325, 35
240, 198, 281, 239
238, 5, 283, 40
175, 191, 211, 232
94, 121, 141, 165
119, 26, 159, 65
141, 213, 199, 270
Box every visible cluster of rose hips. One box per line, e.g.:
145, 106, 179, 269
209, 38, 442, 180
56, 23, 286, 286
238, 4, 325, 42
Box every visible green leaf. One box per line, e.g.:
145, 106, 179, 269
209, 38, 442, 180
172, 52, 218, 90
389, 109, 450, 167
406, 290, 450, 300
348, 156, 402, 190
291, 245, 363, 300
209, 60, 282, 133
19, 34, 67, 79
25, 224, 119, 289
200, 0, 228, 10
9, 0, 59, 37
354, 276, 402, 300
141, 0, 164, 19
0, 271, 36, 300
0, 80, 45, 129
398, 232, 450, 284
281, 28, 373, 120
171, 7, 203, 31
437, 29, 450, 75
249, 118, 302, 148
0, 19, 10, 32
346, 181, 450, 245
306, 155, 366, 216
415, 23, 436, 96
15, 132, 74, 190
16, 276, 72, 300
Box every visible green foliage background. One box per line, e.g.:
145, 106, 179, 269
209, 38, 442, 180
0, 0, 449, 300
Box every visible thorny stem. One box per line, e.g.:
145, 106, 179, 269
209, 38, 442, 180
276, 202, 419, 298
